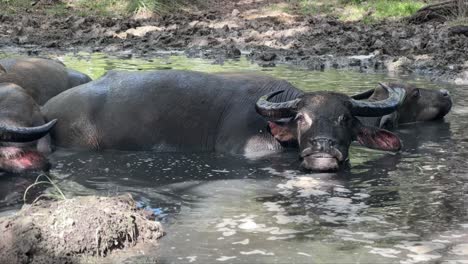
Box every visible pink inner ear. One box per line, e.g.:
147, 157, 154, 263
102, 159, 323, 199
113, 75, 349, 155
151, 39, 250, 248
357, 127, 401, 151
268, 121, 277, 129
268, 121, 280, 136
268, 121, 295, 142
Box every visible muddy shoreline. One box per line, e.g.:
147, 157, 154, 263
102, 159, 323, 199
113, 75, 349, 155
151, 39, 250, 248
0, 194, 164, 263
0, 6, 467, 84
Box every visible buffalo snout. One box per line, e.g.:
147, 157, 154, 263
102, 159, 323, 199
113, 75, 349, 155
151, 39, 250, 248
300, 138, 344, 172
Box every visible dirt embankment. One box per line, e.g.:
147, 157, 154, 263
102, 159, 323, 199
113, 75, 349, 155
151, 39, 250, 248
0, 194, 164, 264
0, 1, 467, 84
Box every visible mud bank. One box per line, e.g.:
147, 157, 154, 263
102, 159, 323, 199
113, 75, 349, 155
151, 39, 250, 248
0, 194, 164, 264
0, 4, 467, 84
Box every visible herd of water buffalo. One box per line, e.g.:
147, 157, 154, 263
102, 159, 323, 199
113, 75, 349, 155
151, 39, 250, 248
0, 57, 452, 173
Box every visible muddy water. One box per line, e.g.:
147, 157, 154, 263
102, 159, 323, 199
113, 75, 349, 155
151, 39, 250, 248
1, 52, 468, 263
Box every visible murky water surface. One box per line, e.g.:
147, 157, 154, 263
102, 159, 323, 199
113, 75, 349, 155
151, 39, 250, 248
1, 52, 468, 263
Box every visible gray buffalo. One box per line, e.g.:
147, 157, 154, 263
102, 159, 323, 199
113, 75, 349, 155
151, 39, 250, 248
42, 70, 405, 172
0, 58, 91, 173
352, 83, 452, 129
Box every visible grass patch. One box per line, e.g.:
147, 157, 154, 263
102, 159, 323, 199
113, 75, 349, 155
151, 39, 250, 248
368, 0, 424, 19
64, 0, 186, 17
288, 0, 425, 22
288, 0, 340, 16
0, 0, 30, 14
0, 0, 200, 17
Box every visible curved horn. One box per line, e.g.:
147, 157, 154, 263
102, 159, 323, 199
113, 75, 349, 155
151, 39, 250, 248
351, 88, 375, 100
350, 83, 406, 117
0, 119, 57, 142
255, 90, 301, 119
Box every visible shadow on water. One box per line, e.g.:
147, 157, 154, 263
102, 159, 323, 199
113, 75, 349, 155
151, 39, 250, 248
0, 52, 467, 263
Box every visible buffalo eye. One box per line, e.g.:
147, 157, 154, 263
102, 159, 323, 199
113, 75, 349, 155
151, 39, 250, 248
337, 114, 349, 126
295, 113, 304, 123
411, 88, 420, 98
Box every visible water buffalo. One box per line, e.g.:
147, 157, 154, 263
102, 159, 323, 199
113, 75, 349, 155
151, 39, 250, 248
42, 70, 405, 172
352, 83, 452, 129
0, 57, 92, 104
0, 83, 57, 172
0, 58, 91, 173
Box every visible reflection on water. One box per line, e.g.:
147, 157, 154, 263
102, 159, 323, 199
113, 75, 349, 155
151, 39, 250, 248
0, 52, 467, 263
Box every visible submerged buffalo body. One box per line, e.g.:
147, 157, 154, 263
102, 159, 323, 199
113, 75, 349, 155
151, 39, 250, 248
352, 83, 452, 129
43, 70, 404, 172
0, 58, 92, 173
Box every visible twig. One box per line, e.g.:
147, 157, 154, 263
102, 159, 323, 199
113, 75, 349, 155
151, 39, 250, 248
23, 172, 67, 204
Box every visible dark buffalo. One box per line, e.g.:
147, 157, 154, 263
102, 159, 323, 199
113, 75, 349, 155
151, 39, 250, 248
43, 70, 404, 172
352, 83, 452, 129
0, 58, 91, 173
0, 57, 92, 104
0, 83, 57, 172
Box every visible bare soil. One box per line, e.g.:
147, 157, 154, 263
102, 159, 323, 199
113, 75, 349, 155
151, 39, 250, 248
0, 0, 467, 82
0, 194, 164, 264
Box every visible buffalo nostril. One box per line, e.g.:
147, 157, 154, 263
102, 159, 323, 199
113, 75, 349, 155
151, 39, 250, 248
440, 89, 450, 97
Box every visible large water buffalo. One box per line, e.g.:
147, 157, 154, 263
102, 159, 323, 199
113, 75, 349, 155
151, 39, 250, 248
42, 70, 405, 172
352, 83, 452, 129
0, 58, 91, 173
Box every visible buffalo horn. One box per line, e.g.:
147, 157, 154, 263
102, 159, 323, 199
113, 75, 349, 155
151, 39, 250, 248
350, 83, 406, 117
255, 90, 301, 120
0, 119, 57, 142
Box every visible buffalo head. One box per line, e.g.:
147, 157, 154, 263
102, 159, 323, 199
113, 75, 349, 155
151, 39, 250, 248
255, 84, 405, 172
0, 83, 56, 173
352, 83, 452, 126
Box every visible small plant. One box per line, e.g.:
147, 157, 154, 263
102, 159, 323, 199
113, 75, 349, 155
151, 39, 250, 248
23, 173, 67, 204
287, 0, 425, 21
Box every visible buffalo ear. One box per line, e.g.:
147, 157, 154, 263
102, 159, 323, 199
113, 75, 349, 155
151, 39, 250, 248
268, 121, 297, 143
356, 125, 401, 151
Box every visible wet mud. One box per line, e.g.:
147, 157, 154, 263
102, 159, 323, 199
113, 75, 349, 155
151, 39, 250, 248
0, 194, 164, 264
0, 2, 467, 84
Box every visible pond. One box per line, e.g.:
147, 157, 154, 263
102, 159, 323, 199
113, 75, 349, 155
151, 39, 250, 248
1, 52, 468, 263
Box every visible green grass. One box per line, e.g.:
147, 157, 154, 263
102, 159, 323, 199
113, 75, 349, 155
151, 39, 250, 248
288, 0, 425, 22
67, 0, 188, 17
366, 0, 424, 19
0, 0, 197, 17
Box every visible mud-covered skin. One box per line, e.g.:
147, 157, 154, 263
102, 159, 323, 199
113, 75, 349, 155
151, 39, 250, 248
43, 70, 402, 172
353, 83, 452, 129
0, 83, 52, 173
0, 57, 92, 105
